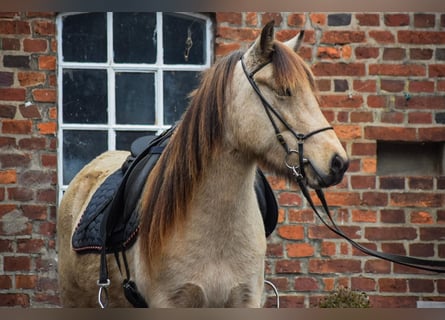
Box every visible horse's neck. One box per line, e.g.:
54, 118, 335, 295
192, 150, 258, 223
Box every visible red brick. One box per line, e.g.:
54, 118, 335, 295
266, 243, 283, 257
367, 95, 386, 108
288, 209, 314, 223
353, 80, 376, 92
410, 48, 433, 60
309, 258, 361, 273
215, 12, 242, 25
351, 277, 376, 291
365, 226, 417, 241
23, 38, 47, 52
355, 47, 379, 59
350, 175, 376, 189
333, 124, 361, 139
309, 225, 360, 240
37, 122, 57, 135
18, 71, 46, 86
418, 127, 445, 141
380, 79, 404, 92
310, 13, 326, 26
410, 243, 434, 257
391, 193, 443, 207
320, 95, 363, 109
245, 12, 258, 26
384, 14, 409, 26
356, 13, 380, 26
350, 111, 374, 123
19, 105, 42, 119
33, 20, 55, 35
408, 111, 432, 124
215, 42, 240, 57
316, 79, 330, 91
364, 259, 391, 273
0, 88, 26, 101
321, 241, 336, 256
312, 62, 365, 76
1, 120, 32, 134
218, 26, 260, 41
429, 64, 445, 77
409, 80, 434, 93
0, 293, 30, 307
277, 225, 304, 240
365, 126, 416, 141
2, 38, 20, 50
381, 209, 405, 223
294, 277, 318, 291
378, 278, 407, 292
408, 279, 434, 293
275, 260, 301, 273
276, 29, 299, 42
321, 31, 365, 44
17, 239, 45, 253
38, 55, 56, 70
381, 111, 404, 123
317, 47, 341, 59
397, 96, 445, 110
414, 14, 435, 28
287, 13, 305, 27
369, 30, 395, 43
286, 243, 314, 258
261, 13, 283, 27
277, 192, 301, 206
32, 89, 56, 102
398, 31, 445, 44
352, 210, 377, 223
0, 169, 16, 184
369, 64, 426, 77
361, 192, 388, 206
382, 47, 405, 60
16, 275, 38, 289
3, 256, 31, 271
410, 211, 433, 224
0, 275, 12, 289
370, 295, 417, 308
408, 177, 434, 190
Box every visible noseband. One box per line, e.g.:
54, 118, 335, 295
240, 57, 333, 182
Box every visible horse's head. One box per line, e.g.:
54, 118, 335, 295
227, 21, 349, 189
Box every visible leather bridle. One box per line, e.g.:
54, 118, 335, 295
241, 56, 445, 273
240, 57, 333, 183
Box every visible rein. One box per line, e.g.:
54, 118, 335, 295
241, 56, 445, 274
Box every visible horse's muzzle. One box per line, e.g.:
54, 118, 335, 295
308, 154, 349, 188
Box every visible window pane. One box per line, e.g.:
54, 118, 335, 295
115, 72, 155, 125
63, 69, 108, 124
113, 13, 157, 63
116, 131, 157, 151
163, 13, 206, 65
62, 13, 107, 62
63, 130, 108, 184
163, 71, 200, 124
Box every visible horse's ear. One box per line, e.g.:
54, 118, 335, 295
284, 30, 305, 53
259, 20, 275, 58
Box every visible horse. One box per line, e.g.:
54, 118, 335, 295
57, 21, 349, 308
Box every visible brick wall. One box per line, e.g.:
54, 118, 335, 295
0, 12, 59, 307
0, 11, 444, 308
215, 12, 445, 308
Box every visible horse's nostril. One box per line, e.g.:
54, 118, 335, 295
331, 154, 349, 175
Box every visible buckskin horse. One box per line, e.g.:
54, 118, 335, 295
57, 21, 349, 307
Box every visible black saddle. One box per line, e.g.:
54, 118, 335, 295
72, 125, 278, 254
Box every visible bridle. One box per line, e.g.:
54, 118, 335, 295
241, 55, 445, 279
240, 57, 333, 184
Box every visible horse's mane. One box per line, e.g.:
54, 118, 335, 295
139, 40, 316, 271
139, 50, 244, 270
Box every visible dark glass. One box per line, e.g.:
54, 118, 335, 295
163, 13, 206, 64
63, 130, 108, 184
116, 130, 157, 151
63, 69, 108, 124
163, 71, 200, 124
62, 13, 107, 62
113, 13, 157, 63
115, 72, 155, 125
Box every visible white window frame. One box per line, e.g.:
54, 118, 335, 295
56, 12, 213, 202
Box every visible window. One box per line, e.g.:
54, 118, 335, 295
57, 12, 212, 199
377, 141, 445, 176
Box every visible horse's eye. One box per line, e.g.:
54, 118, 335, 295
281, 88, 292, 97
